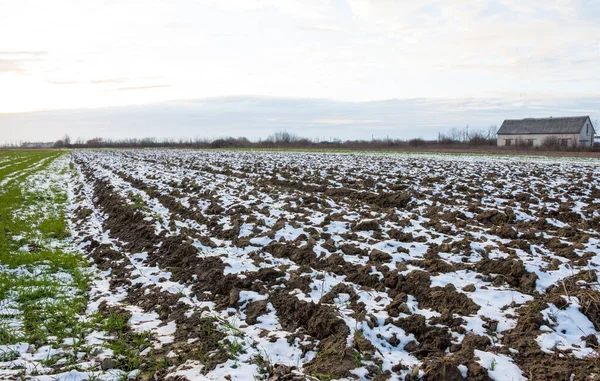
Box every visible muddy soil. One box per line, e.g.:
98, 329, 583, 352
69, 150, 600, 381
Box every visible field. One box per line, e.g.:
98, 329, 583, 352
1, 149, 600, 381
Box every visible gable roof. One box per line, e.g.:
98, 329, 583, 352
498, 116, 591, 135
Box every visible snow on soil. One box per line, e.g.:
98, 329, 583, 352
474, 350, 526, 381
6, 150, 600, 380
68, 150, 600, 380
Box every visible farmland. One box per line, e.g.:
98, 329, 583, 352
1, 149, 600, 380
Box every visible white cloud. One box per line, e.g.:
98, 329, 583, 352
0, 0, 598, 113
200, 0, 335, 20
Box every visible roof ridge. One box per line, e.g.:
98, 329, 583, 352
508, 116, 588, 121
498, 116, 590, 135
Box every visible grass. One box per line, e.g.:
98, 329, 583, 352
0, 151, 97, 375
92, 308, 174, 376
0, 322, 19, 345
222, 336, 245, 358
0, 348, 19, 362
108, 330, 153, 372
0, 150, 61, 185
127, 190, 149, 211
101, 310, 131, 333
37, 217, 70, 239
252, 351, 275, 378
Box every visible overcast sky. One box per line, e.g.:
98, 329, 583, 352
1, 0, 599, 142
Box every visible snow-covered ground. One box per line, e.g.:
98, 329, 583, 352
4, 149, 600, 380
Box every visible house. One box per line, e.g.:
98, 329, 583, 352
497, 116, 595, 147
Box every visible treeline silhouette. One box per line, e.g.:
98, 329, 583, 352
48, 128, 498, 149
5, 126, 599, 152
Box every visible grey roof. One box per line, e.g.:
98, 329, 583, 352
497, 116, 591, 135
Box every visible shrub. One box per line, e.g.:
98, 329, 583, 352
408, 138, 425, 147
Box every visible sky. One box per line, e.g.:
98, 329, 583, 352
0, 0, 599, 143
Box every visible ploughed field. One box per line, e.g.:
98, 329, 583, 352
3, 149, 600, 380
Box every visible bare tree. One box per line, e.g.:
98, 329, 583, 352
448, 127, 463, 142
86, 138, 103, 148
487, 125, 498, 140
268, 131, 298, 144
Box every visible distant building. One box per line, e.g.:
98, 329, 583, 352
20, 142, 55, 149
497, 116, 595, 147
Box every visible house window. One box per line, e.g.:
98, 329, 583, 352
560, 139, 570, 146
505, 139, 513, 146
587, 125, 589, 135
526, 139, 535, 146
580, 140, 588, 145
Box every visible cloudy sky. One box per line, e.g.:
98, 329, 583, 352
1, 0, 599, 142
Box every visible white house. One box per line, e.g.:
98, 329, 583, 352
20, 142, 55, 149
497, 116, 595, 147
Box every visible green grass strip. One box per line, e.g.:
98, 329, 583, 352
0, 151, 92, 347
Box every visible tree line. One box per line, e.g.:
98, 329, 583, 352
48, 127, 499, 149
4, 125, 599, 152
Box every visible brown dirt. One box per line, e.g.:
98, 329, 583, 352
94, 179, 158, 253
476, 210, 512, 226
245, 300, 269, 325
369, 249, 392, 264
269, 288, 363, 379
422, 359, 465, 381
264, 242, 318, 267
393, 315, 453, 359
353, 219, 381, 231
72, 151, 600, 381
420, 284, 480, 316
476, 258, 538, 294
